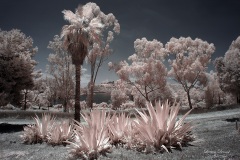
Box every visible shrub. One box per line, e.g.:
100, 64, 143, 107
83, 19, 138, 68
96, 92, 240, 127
98, 102, 109, 108
133, 93, 146, 108
108, 113, 132, 145
21, 124, 40, 144
80, 101, 87, 109
21, 113, 55, 143
21, 101, 194, 157
121, 101, 135, 109
111, 89, 128, 110
133, 101, 193, 153
47, 120, 73, 145
67, 110, 111, 159
21, 114, 73, 145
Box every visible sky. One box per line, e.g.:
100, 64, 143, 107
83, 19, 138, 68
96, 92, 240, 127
1, 0, 240, 86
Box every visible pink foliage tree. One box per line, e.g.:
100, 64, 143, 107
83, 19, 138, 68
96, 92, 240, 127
109, 38, 168, 105
86, 12, 120, 109
166, 37, 215, 109
110, 80, 129, 110
214, 36, 240, 104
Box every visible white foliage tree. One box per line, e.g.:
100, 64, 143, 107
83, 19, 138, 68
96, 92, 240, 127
166, 37, 215, 109
0, 29, 37, 107
47, 35, 75, 112
110, 38, 168, 106
206, 72, 224, 106
214, 36, 240, 104
28, 78, 52, 109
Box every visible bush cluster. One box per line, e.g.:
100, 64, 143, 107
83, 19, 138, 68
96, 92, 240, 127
21, 101, 193, 160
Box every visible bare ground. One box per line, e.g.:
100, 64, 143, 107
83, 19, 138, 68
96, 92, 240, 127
0, 106, 240, 160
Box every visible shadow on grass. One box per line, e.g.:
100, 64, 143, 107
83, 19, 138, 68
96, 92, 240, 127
0, 110, 74, 119
0, 123, 26, 133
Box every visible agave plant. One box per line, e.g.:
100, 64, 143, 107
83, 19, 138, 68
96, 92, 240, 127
133, 100, 193, 153
47, 125, 62, 145
121, 119, 140, 150
60, 120, 74, 141
21, 113, 56, 144
108, 113, 132, 145
21, 124, 39, 144
47, 120, 73, 145
68, 109, 111, 159
34, 113, 56, 142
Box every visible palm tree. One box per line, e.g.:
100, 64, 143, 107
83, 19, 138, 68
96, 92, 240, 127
61, 3, 103, 122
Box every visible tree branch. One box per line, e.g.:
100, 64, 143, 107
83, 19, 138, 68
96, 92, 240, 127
129, 81, 147, 100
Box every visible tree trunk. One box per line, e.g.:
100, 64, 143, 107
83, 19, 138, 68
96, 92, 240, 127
87, 81, 94, 110
74, 65, 81, 122
218, 94, 221, 105
63, 99, 68, 113
144, 86, 150, 102
23, 91, 28, 110
237, 93, 240, 104
186, 90, 193, 109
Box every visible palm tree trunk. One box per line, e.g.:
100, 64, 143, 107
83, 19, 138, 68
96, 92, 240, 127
74, 65, 81, 122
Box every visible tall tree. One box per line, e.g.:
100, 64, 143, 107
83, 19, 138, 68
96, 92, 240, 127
21, 69, 42, 110
214, 36, 240, 104
86, 13, 120, 110
109, 38, 168, 105
166, 37, 215, 109
206, 72, 224, 106
110, 80, 130, 109
61, 3, 105, 122
47, 35, 75, 112
0, 29, 37, 107
24, 76, 52, 109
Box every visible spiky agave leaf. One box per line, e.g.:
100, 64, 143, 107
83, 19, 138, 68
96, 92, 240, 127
81, 109, 111, 132
46, 119, 74, 145
108, 112, 131, 145
60, 119, 74, 142
47, 125, 62, 145
134, 102, 167, 151
32, 115, 43, 141
42, 114, 54, 139
21, 113, 56, 144
123, 120, 139, 149
134, 101, 193, 152
68, 109, 111, 159
20, 124, 39, 144
38, 113, 56, 141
